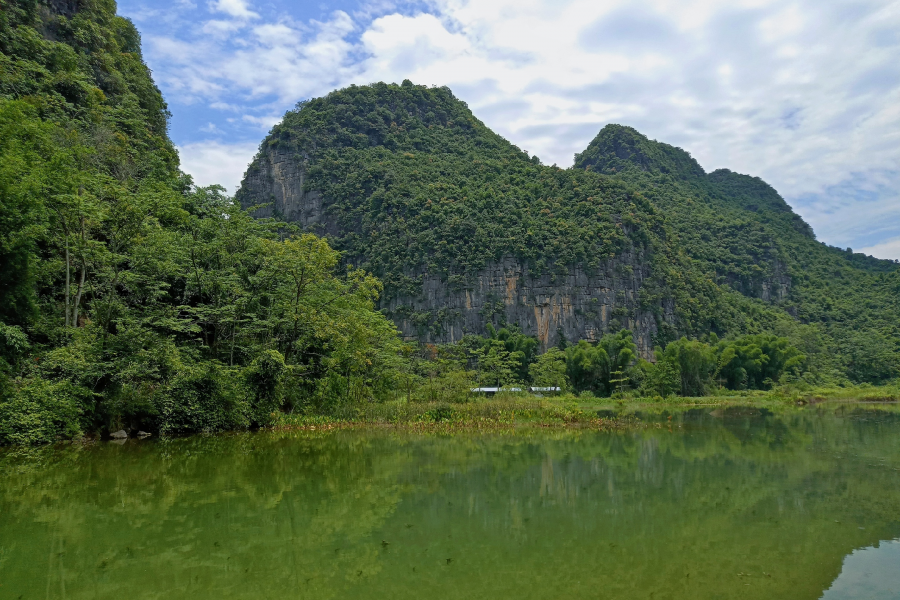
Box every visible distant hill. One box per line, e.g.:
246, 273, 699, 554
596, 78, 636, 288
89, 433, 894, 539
238, 81, 899, 378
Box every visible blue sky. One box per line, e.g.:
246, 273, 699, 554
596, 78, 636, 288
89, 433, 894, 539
119, 0, 900, 260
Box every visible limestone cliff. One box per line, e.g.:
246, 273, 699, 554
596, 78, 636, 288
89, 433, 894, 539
240, 82, 863, 354
383, 255, 673, 358
239, 141, 671, 354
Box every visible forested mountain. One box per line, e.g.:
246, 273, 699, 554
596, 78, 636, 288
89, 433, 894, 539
237, 82, 686, 357
238, 82, 900, 381
574, 125, 900, 383
1, 1, 897, 444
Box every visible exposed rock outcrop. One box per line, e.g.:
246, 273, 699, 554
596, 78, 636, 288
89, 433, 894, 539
384, 255, 673, 357
238, 145, 671, 355
239, 148, 329, 232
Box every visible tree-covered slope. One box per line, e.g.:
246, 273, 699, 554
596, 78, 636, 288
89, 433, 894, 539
575, 125, 900, 382
0, 0, 405, 443
240, 82, 662, 291
238, 82, 754, 351
0, 0, 178, 327
240, 84, 898, 382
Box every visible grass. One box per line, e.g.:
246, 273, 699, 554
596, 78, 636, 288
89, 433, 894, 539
272, 383, 900, 432
274, 396, 639, 433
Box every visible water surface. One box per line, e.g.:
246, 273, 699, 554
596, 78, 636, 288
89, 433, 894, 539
1, 406, 899, 599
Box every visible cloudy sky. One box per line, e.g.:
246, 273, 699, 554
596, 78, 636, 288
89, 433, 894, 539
119, 0, 900, 259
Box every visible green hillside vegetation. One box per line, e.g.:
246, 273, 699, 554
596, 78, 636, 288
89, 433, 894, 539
242, 82, 898, 388
574, 125, 900, 384
243, 82, 668, 297
0, 1, 897, 445
0, 0, 403, 444
243, 83, 809, 341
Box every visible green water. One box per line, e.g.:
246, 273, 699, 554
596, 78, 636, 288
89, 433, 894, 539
1, 407, 899, 599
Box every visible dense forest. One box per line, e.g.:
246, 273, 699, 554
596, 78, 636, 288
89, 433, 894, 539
1, 0, 898, 444
0, 0, 404, 443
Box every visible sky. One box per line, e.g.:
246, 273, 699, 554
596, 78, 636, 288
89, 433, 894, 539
119, 0, 900, 259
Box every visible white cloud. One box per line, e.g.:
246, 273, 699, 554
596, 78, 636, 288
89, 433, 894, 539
859, 237, 900, 261
136, 0, 900, 255
177, 141, 260, 192
209, 101, 241, 111
147, 10, 356, 103
241, 113, 282, 128
201, 19, 245, 37
208, 0, 258, 19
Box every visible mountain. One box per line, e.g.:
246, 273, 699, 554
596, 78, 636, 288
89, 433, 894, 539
238, 81, 899, 376
575, 125, 900, 381
237, 82, 683, 356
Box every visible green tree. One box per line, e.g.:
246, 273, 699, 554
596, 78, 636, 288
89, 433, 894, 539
564, 330, 637, 396
715, 334, 805, 390
565, 340, 608, 393
528, 347, 569, 391
658, 337, 716, 396
636, 358, 681, 398
840, 331, 898, 385
474, 339, 520, 387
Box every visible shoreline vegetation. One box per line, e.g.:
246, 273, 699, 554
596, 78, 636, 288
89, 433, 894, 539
21, 384, 894, 443
270, 385, 900, 433
2, 385, 897, 448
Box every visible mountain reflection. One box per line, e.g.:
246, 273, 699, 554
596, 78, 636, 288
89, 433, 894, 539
1, 406, 899, 599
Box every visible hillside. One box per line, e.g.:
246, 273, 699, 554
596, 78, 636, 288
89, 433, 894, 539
238, 82, 900, 381
1, 1, 897, 445
239, 82, 696, 356
575, 125, 900, 382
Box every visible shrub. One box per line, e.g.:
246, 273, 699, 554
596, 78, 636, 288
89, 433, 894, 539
154, 364, 249, 435
0, 379, 85, 445
637, 358, 681, 397
244, 350, 286, 426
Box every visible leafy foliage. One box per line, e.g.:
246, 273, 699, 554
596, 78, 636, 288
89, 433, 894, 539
528, 347, 568, 390
240, 82, 669, 302
637, 333, 806, 397
0, 0, 406, 443
576, 125, 900, 383
245, 85, 898, 387
564, 330, 637, 396
1, 0, 897, 444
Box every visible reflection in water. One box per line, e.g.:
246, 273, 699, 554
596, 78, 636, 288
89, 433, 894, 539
0, 406, 899, 599
821, 540, 900, 600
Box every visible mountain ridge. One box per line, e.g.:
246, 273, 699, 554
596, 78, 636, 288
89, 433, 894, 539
238, 80, 899, 375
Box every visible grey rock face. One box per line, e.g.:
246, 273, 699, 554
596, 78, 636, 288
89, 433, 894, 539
110, 430, 128, 439
239, 146, 673, 357
721, 258, 792, 303
238, 147, 329, 232
44, 0, 79, 18
384, 255, 672, 358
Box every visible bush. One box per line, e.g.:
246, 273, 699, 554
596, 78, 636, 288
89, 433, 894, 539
0, 323, 30, 396
841, 332, 899, 385
0, 379, 85, 445
637, 358, 681, 397
154, 364, 249, 435
244, 350, 286, 426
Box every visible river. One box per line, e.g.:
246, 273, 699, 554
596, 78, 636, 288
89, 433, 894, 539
1, 405, 898, 599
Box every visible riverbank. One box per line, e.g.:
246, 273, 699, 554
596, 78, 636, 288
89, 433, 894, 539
2, 384, 896, 445
272, 384, 900, 433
